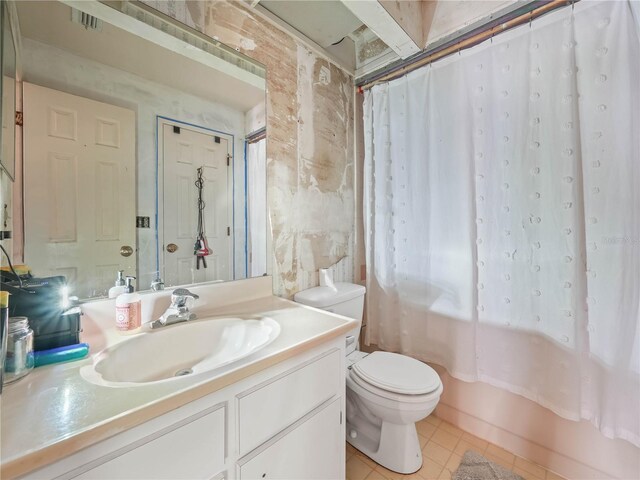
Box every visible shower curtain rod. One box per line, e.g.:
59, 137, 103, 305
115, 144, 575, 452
357, 0, 575, 92
246, 127, 266, 144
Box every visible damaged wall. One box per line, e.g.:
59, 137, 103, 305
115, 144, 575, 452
141, 1, 355, 297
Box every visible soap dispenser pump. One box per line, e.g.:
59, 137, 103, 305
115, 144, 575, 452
124, 276, 136, 293
108, 270, 127, 298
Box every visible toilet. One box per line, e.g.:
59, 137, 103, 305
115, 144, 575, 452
294, 282, 443, 474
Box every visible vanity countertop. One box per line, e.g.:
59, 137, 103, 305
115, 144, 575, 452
0, 290, 357, 478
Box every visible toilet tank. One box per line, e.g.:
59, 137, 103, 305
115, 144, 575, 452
294, 283, 366, 354
294, 282, 366, 320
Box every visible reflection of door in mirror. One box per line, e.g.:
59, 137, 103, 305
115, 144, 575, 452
161, 120, 231, 286
23, 83, 136, 299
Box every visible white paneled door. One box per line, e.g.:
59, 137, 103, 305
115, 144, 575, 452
161, 122, 231, 287
23, 83, 136, 299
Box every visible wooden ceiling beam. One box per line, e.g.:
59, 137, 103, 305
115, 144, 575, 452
340, 0, 421, 59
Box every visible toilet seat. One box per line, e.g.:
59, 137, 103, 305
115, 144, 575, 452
348, 370, 442, 404
351, 351, 440, 396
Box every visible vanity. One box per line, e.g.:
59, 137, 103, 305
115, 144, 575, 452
1, 276, 355, 479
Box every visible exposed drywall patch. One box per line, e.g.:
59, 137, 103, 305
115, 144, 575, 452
185, 1, 204, 31
297, 44, 316, 176
295, 43, 354, 293
318, 65, 331, 85
303, 233, 350, 267
290, 188, 353, 233
303, 55, 354, 195
146, 0, 204, 32
240, 37, 257, 51
358, 36, 390, 62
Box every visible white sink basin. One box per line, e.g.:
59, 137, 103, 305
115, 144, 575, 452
81, 317, 280, 387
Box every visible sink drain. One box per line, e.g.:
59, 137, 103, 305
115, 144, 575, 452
174, 368, 193, 377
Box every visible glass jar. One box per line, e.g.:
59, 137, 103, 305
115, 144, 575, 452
3, 316, 34, 384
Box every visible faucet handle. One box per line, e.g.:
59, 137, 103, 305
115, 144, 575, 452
171, 288, 199, 307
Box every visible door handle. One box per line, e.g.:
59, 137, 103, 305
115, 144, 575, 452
166, 243, 178, 253
120, 245, 133, 257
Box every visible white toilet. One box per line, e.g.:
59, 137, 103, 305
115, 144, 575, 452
294, 282, 443, 474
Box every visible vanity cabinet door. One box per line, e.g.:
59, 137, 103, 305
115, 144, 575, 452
72, 406, 226, 480
239, 398, 343, 480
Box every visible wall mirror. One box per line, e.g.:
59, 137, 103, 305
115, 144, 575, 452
14, 0, 268, 300
1, 1, 17, 181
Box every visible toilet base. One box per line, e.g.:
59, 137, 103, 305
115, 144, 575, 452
346, 415, 423, 474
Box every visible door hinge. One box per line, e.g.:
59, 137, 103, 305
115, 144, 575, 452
226, 153, 231, 167
340, 411, 343, 425
173, 125, 180, 134
15, 111, 23, 127
227, 226, 231, 236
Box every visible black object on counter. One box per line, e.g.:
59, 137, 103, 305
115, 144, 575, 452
1, 272, 81, 351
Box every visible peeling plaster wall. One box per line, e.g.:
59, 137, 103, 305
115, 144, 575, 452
142, 1, 355, 297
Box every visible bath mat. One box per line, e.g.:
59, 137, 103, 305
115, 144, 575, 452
452, 450, 524, 480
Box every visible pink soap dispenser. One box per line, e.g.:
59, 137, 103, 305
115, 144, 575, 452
115, 276, 142, 335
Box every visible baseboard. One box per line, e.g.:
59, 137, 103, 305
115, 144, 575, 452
434, 402, 610, 479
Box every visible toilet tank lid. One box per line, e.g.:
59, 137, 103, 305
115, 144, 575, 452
294, 282, 366, 308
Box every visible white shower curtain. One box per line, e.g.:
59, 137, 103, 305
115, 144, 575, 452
363, 0, 640, 446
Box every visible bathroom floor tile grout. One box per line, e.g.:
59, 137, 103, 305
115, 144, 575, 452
346, 414, 567, 480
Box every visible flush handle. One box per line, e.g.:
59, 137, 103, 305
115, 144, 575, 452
346, 335, 356, 347
120, 245, 134, 257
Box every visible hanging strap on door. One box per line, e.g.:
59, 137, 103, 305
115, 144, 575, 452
194, 167, 212, 269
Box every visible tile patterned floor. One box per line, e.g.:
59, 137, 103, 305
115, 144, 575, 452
345, 414, 567, 480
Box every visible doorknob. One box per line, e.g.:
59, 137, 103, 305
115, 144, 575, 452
166, 243, 178, 253
120, 245, 134, 257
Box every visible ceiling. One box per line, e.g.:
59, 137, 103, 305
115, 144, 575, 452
255, 0, 521, 79
16, 1, 265, 113
259, 0, 363, 48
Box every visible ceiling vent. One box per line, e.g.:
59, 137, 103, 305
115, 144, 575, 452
71, 8, 103, 32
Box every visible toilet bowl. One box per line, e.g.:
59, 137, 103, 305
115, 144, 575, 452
294, 282, 443, 474
345, 351, 443, 473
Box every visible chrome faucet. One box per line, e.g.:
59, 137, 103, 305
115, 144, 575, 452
150, 288, 199, 329
150, 274, 164, 291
